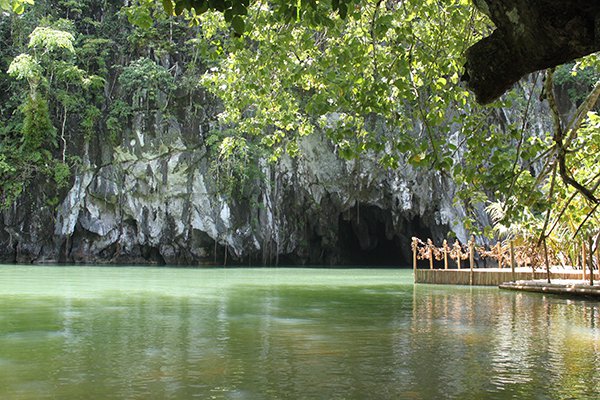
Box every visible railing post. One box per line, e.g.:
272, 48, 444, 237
469, 236, 475, 286
510, 240, 516, 282
412, 237, 418, 273
589, 236, 594, 286
582, 240, 588, 281
530, 254, 535, 280
497, 242, 503, 269
428, 239, 434, 270
543, 237, 551, 284
443, 239, 449, 270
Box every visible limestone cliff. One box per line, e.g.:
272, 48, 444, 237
1, 113, 466, 265
0, 1, 560, 266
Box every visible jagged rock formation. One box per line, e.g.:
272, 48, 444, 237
0, 1, 478, 267
2, 75, 559, 266
1, 119, 466, 265
0, 1, 563, 266
465, 0, 600, 104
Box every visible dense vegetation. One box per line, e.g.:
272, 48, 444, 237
1, 0, 599, 264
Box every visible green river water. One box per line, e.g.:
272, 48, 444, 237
0, 266, 598, 399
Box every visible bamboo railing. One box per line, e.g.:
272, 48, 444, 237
411, 236, 600, 285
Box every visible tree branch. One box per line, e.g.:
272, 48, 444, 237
572, 202, 600, 239
546, 68, 600, 204
537, 161, 557, 246
564, 79, 600, 149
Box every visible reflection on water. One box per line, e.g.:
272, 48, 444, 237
411, 285, 600, 399
0, 266, 598, 399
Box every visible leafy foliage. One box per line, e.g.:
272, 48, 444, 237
1, 16, 103, 207
28, 26, 76, 53
1, 0, 598, 256
182, 0, 600, 246
198, 1, 487, 165
207, 131, 264, 199
21, 93, 56, 149
119, 57, 175, 103
554, 63, 600, 106
0, 0, 33, 14
7, 54, 41, 81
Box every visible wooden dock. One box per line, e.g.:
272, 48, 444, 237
411, 236, 599, 290
499, 280, 600, 298
414, 267, 597, 287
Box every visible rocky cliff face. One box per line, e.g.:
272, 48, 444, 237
0, 2, 558, 266
1, 106, 466, 266
2, 72, 560, 266
0, 86, 553, 267
465, 0, 600, 104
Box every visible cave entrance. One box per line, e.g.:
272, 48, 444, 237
337, 205, 434, 267
337, 205, 399, 266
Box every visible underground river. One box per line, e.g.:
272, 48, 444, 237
0, 266, 598, 399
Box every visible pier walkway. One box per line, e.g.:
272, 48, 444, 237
499, 280, 600, 298
415, 267, 598, 288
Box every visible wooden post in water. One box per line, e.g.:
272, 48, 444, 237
543, 237, 551, 284
428, 239, 434, 270
589, 236, 594, 286
596, 235, 600, 281
443, 240, 449, 270
510, 240, 516, 282
469, 236, 475, 286
497, 242, 503, 269
582, 240, 588, 281
412, 237, 417, 273
454, 240, 462, 270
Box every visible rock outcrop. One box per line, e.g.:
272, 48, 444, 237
465, 0, 600, 104
1, 111, 466, 265
0, 1, 562, 267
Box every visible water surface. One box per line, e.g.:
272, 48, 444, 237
0, 266, 598, 399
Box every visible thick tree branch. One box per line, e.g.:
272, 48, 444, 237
464, 0, 600, 104
564, 79, 600, 149
546, 68, 599, 204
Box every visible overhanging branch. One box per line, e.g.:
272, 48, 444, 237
464, 0, 600, 104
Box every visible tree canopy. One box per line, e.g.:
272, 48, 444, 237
151, 0, 600, 104
1, 0, 599, 262
6, 0, 599, 102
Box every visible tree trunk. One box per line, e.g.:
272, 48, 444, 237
464, 0, 600, 104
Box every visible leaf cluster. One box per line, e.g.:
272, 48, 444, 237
1, 12, 105, 208
0, 0, 33, 14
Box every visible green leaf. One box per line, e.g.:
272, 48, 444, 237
210, 0, 228, 12
162, 0, 174, 15
231, 1, 247, 15
224, 9, 233, 22
12, 1, 25, 14
126, 7, 153, 29
174, 1, 185, 15
231, 15, 245, 35
338, 2, 347, 19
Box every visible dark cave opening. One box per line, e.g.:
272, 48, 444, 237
337, 218, 399, 266
140, 245, 166, 265
337, 205, 435, 267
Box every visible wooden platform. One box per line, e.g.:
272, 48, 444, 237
414, 267, 597, 287
499, 280, 600, 298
